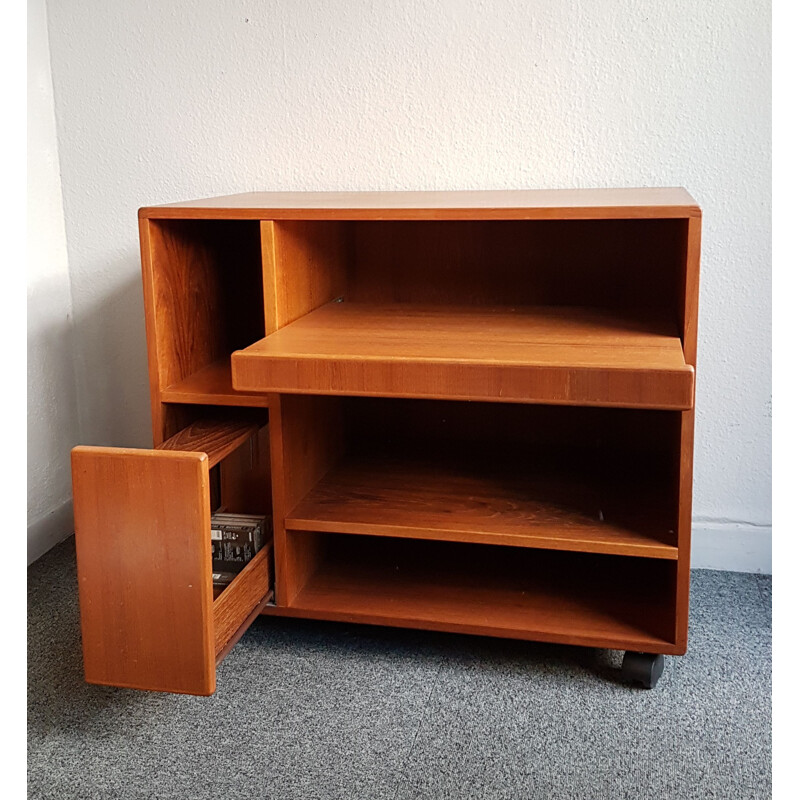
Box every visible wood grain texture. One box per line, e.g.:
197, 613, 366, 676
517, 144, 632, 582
681, 214, 703, 366
673, 213, 702, 652
274, 535, 679, 653
139, 218, 167, 441
261, 221, 279, 334
215, 595, 273, 665
348, 219, 685, 312
270, 395, 345, 606
263, 220, 349, 333
219, 424, 272, 516
157, 403, 264, 444
232, 303, 694, 409
139, 188, 701, 220
161, 360, 270, 407
142, 218, 264, 444
285, 452, 678, 559
213, 543, 272, 657
268, 395, 345, 605
72, 447, 215, 695
156, 418, 260, 469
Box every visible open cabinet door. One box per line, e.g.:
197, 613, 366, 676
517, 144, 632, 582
72, 447, 216, 695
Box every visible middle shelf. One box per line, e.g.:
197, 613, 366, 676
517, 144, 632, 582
286, 450, 678, 559
276, 396, 681, 562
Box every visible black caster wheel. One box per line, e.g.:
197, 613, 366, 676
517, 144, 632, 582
621, 652, 665, 689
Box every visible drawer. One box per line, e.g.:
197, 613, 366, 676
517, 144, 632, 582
71, 419, 273, 695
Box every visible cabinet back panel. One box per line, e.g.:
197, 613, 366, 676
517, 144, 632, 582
342, 398, 681, 538
348, 219, 685, 313
345, 398, 679, 458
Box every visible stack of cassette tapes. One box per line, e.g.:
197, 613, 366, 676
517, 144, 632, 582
210, 512, 270, 596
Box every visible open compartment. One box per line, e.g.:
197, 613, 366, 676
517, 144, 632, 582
232, 219, 694, 409
71, 412, 273, 695
279, 532, 679, 653
273, 395, 681, 583
141, 218, 268, 408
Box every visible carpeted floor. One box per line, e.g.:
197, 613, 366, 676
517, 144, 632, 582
28, 538, 771, 800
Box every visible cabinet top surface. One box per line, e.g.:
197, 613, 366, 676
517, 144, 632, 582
140, 188, 700, 220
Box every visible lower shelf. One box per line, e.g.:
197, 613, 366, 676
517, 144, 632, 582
273, 533, 679, 653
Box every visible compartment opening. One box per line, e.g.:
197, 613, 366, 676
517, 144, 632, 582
281, 396, 681, 561
284, 531, 678, 650
154, 410, 274, 606
146, 218, 267, 406
234, 218, 693, 408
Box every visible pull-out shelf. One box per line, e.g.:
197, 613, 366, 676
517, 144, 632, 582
231, 303, 694, 409
71, 419, 273, 695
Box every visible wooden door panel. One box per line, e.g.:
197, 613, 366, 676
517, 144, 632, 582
72, 447, 216, 695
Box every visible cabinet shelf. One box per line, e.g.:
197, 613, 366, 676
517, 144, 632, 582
232, 302, 694, 409
155, 417, 262, 467
280, 535, 678, 652
162, 360, 269, 407
286, 451, 678, 559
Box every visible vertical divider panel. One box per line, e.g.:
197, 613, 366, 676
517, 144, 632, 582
219, 424, 272, 516
259, 218, 351, 606
269, 395, 346, 606
261, 221, 280, 335
72, 447, 216, 695
262, 220, 350, 333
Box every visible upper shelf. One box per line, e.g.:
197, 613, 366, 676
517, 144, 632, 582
140, 188, 700, 220
231, 302, 694, 409
286, 451, 679, 559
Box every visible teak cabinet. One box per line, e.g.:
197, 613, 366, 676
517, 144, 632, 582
71, 189, 701, 694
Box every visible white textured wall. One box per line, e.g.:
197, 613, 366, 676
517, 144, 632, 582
44, 0, 771, 569
28, 0, 81, 563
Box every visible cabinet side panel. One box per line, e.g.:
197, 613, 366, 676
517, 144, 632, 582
681, 215, 702, 365
675, 215, 700, 650
219, 423, 273, 516
72, 447, 215, 695
674, 409, 695, 651
139, 219, 165, 443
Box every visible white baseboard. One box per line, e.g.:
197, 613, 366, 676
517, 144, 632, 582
691, 521, 772, 574
27, 500, 74, 566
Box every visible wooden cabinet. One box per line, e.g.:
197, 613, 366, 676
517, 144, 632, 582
72, 188, 700, 693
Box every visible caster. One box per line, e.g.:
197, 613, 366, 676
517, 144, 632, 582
621, 651, 665, 689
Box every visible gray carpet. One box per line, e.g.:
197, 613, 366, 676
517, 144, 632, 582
28, 538, 771, 800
